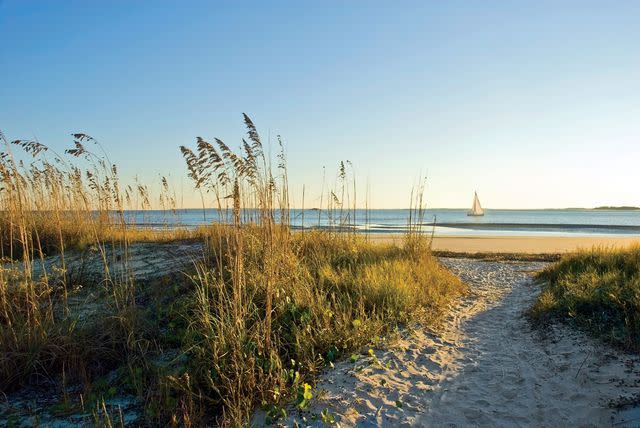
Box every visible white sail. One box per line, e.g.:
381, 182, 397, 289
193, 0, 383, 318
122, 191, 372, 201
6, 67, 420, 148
468, 192, 484, 216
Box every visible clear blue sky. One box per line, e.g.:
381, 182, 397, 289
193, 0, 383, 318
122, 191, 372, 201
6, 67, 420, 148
1, 1, 639, 208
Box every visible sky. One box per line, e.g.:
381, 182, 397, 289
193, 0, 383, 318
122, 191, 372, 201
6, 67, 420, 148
1, 1, 639, 209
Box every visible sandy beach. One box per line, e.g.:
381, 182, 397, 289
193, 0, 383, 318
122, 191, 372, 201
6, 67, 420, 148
368, 234, 640, 254
6, 4, 640, 425
254, 258, 640, 427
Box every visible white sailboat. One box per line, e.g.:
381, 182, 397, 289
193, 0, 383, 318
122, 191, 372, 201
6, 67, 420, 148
468, 191, 484, 216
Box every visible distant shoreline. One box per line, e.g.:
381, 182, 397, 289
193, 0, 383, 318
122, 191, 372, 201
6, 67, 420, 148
592, 206, 640, 211
115, 207, 640, 211
119, 207, 640, 238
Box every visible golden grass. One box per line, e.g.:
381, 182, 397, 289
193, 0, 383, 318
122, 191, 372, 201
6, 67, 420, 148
159, 230, 463, 425
0, 117, 464, 426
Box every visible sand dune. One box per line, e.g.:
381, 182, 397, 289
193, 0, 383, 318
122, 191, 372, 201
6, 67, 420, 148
254, 258, 640, 427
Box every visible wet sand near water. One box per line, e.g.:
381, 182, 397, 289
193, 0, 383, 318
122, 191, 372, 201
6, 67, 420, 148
368, 234, 640, 254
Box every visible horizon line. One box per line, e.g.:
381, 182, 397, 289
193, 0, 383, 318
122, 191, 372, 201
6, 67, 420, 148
127, 206, 640, 211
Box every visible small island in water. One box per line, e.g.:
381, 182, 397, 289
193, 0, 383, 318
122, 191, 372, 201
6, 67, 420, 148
592, 206, 640, 210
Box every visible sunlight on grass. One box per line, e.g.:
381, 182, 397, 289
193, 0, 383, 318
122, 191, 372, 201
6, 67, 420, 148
0, 116, 463, 426
532, 245, 640, 351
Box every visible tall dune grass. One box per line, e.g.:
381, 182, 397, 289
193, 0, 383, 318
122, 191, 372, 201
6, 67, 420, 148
162, 115, 464, 425
0, 116, 464, 426
0, 131, 155, 396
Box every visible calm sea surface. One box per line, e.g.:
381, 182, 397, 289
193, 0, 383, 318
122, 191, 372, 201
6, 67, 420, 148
123, 209, 640, 237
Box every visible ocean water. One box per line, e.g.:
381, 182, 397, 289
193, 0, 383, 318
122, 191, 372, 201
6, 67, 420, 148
123, 208, 640, 237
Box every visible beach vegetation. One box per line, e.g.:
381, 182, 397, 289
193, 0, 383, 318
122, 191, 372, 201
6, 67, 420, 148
0, 116, 463, 426
531, 246, 640, 351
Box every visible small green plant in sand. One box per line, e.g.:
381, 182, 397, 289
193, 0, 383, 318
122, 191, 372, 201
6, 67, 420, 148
261, 402, 287, 425
296, 383, 314, 409
320, 408, 336, 424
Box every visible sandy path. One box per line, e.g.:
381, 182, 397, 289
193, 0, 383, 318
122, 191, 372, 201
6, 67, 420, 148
256, 258, 640, 427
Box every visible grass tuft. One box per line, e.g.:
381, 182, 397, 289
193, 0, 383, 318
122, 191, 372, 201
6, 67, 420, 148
531, 245, 640, 351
